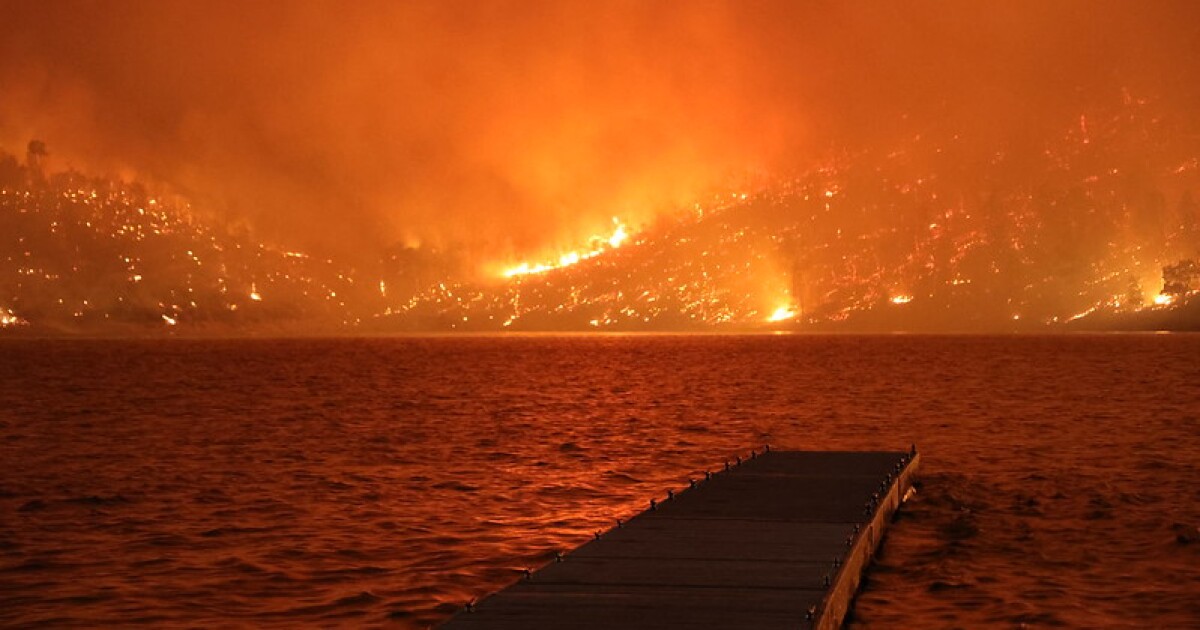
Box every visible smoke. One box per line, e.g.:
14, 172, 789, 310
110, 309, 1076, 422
3, 1, 1199, 264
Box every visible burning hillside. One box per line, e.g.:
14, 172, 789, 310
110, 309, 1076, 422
2, 98, 1199, 334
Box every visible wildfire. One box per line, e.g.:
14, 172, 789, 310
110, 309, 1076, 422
1153, 293, 1174, 306
607, 221, 628, 248
767, 305, 796, 322
890, 295, 914, 304
0, 307, 26, 327
502, 218, 630, 278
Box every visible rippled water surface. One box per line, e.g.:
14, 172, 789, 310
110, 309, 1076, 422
1, 335, 1198, 628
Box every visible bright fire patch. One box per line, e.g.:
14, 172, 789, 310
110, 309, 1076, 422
767, 306, 796, 322
503, 219, 630, 279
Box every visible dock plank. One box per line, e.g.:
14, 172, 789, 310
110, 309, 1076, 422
569, 518, 850, 563
446, 587, 821, 630
527, 556, 830, 589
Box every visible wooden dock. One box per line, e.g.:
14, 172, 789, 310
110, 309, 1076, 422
441, 448, 921, 629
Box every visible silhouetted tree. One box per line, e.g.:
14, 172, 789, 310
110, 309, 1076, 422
26, 140, 47, 184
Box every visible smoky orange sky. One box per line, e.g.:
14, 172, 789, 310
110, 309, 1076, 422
3, 1, 1199, 262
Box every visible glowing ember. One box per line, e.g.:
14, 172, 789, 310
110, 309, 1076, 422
161, 314, 177, 326
767, 306, 796, 322
503, 218, 630, 278
249, 284, 263, 301
891, 295, 914, 304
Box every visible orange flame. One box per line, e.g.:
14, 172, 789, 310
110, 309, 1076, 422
503, 218, 630, 279
766, 306, 796, 322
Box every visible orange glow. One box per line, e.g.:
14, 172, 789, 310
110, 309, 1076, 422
3, 4, 1200, 334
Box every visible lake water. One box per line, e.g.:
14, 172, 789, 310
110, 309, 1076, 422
1, 335, 1198, 628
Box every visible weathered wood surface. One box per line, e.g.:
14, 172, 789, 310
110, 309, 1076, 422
441, 449, 920, 629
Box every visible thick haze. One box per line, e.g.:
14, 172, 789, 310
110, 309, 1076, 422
3, 1, 1199, 263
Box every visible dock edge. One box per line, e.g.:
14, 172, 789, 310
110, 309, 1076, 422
813, 449, 921, 629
